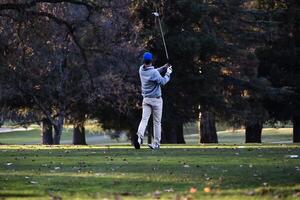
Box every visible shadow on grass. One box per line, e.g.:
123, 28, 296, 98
0, 193, 41, 198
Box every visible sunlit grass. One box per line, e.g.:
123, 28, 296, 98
0, 128, 294, 145
185, 128, 293, 144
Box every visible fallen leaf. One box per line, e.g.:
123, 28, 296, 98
263, 182, 268, 186
120, 192, 131, 196
245, 190, 255, 196
190, 187, 197, 193
293, 192, 300, 197
286, 155, 299, 159
153, 190, 161, 198
204, 187, 211, 193
114, 194, 122, 200
164, 188, 174, 192
50, 194, 62, 200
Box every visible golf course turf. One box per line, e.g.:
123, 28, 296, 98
0, 145, 299, 199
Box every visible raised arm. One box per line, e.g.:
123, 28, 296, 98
152, 69, 170, 86
156, 65, 168, 74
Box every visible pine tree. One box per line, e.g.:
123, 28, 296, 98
256, 0, 300, 142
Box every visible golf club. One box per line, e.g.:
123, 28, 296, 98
152, 11, 169, 61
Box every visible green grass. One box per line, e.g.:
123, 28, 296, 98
0, 129, 74, 144
185, 128, 293, 144
0, 145, 300, 199
0, 127, 293, 145
0, 125, 120, 145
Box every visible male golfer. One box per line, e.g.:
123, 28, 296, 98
133, 52, 173, 149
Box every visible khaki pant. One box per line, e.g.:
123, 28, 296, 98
137, 97, 163, 145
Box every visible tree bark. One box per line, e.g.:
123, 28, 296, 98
176, 122, 185, 144
245, 122, 262, 143
41, 118, 53, 145
73, 121, 87, 145
293, 115, 300, 143
53, 114, 64, 144
53, 125, 61, 144
199, 111, 218, 143
161, 121, 185, 144
0, 114, 3, 128
166, 124, 179, 143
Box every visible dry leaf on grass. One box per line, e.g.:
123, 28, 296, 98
203, 187, 211, 193
190, 187, 197, 193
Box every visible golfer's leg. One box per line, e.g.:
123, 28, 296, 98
152, 98, 163, 146
137, 101, 152, 140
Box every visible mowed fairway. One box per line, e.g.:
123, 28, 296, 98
0, 145, 300, 200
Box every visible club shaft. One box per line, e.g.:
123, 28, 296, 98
157, 17, 169, 60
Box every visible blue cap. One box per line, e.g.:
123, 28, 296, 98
143, 52, 153, 61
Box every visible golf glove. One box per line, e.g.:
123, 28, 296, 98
166, 66, 173, 76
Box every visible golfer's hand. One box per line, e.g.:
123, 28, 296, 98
166, 66, 173, 76
162, 63, 169, 70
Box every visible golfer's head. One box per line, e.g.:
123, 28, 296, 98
143, 52, 153, 65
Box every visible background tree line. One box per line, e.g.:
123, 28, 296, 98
0, 0, 299, 144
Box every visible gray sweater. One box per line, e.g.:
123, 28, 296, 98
139, 65, 170, 98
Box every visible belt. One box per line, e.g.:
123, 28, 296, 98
144, 96, 161, 99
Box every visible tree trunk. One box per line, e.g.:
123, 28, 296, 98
53, 125, 62, 144
160, 128, 168, 143
147, 130, 152, 144
199, 111, 218, 143
161, 121, 185, 144
164, 126, 177, 143
73, 122, 87, 145
176, 122, 185, 144
293, 115, 300, 143
53, 114, 64, 144
0, 114, 3, 128
245, 122, 262, 143
130, 124, 138, 145
41, 118, 53, 145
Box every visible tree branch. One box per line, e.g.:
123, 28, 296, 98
0, 0, 130, 13
26, 11, 95, 90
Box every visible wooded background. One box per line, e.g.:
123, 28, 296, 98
0, 0, 299, 144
